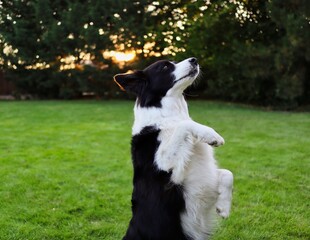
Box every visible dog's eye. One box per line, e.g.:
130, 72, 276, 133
163, 65, 168, 70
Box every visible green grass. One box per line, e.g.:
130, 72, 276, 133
0, 100, 309, 240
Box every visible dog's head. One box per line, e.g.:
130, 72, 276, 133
114, 57, 200, 107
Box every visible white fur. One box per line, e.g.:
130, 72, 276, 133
132, 58, 233, 240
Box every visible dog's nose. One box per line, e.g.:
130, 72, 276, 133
189, 57, 198, 66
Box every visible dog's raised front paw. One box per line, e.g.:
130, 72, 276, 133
199, 129, 225, 147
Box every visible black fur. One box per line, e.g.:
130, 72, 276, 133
123, 126, 190, 240
114, 60, 176, 108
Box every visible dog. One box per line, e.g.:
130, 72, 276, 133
114, 57, 233, 240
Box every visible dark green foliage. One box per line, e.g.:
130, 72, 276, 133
0, 0, 309, 108
0, 0, 123, 99
178, 0, 310, 109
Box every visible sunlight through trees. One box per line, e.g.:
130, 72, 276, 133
0, 0, 309, 108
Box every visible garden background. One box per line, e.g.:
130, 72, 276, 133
0, 1, 309, 239
0, 0, 309, 109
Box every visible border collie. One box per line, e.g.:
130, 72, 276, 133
114, 58, 233, 240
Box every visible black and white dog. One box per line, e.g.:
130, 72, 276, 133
114, 58, 233, 240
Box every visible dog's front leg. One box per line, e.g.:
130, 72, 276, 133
187, 121, 225, 147
155, 121, 224, 184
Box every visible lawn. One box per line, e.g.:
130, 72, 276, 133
0, 100, 309, 240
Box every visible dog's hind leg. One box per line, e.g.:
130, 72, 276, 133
215, 169, 233, 218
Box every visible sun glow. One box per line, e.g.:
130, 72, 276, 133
104, 50, 136, 63
115, 51, 136, 62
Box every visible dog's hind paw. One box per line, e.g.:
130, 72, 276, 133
216, 194, 232, 218
216, 206, 230, 219
216, 169, 233, 218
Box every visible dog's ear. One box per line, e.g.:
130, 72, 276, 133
113, 71, 146, 95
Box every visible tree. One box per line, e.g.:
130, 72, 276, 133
0, 0, 122, 98
268, 0, 310, 107
1, 0, 309, 108
176, 0, 310, 108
